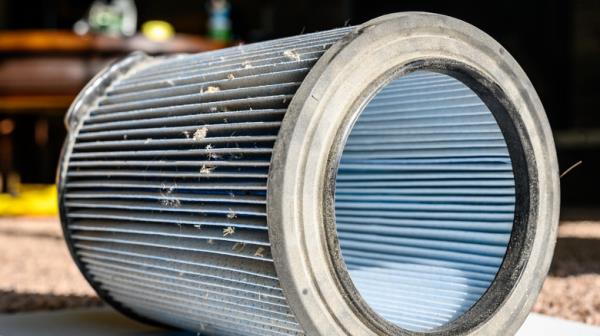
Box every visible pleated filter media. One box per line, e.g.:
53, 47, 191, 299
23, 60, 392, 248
335, 71, 514, 331
58, 12, 560, 336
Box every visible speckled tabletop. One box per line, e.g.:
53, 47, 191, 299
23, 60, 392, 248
1, 308, 599, 336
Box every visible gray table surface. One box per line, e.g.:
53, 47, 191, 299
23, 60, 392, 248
0, 308, 599, 336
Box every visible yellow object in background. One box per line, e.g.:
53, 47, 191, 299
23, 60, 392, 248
0, 184, 58, 216
142, 20, 175, 42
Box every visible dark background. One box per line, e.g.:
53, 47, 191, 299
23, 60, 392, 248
0, 0, 598, 207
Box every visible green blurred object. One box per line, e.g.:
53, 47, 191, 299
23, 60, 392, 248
74, 0, 137, 37
208, 0, 232, 42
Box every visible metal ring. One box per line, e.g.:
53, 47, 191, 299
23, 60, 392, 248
268, 12, 559, 335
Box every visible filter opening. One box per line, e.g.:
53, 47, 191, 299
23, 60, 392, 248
330, 68, 524, 333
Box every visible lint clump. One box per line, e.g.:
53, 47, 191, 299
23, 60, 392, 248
202, 86, 220, 94
254, 247, 265, 258
232, 242, 245, 252
223, 226, 235, 236
283, 49, 301, 61
193, 127, 208, 141
226, 209, 237, 219
200, 164, 215, 175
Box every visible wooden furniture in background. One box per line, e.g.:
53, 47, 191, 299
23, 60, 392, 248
0, 30, 228, 113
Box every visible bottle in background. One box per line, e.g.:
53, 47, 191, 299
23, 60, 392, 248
208, 0, 232, 42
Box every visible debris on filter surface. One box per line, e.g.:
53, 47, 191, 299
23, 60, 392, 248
205, 144, 222, 160
283, 49, 301, 61
182, 130, 191, 139
242, 61, 253, 69
161, 183, 176, 194
193, 224, 202, 229
144, 138, 152, 144
200, 165, 215, 174
226, 209, 237, 219
254, 247, 265, 258
193, 127, 208, 141
232, 242, 246, 252
160, 184, 180, 208
227, 73, 235, 80
202, 86, 221, 94
123, 134, 128, 140
207, 239, 214, 245
160, 198, 181, 208
166, 79, 175, 86
209, 106, 218, 112
223, 226, 235, 236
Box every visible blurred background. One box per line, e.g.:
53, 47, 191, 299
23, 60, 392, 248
0, 0, 598, 328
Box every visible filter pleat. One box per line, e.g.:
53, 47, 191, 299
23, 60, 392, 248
334, 71, 515, 331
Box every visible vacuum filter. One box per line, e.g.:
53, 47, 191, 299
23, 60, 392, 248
58, 12, 560, 336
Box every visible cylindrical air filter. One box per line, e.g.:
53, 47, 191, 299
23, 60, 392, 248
58, 12, 560, 336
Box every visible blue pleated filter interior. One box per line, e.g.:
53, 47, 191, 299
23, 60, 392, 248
334, 70, 516, 332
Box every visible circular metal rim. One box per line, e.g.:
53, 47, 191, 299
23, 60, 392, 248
267, 11, 560, 336
56, 51, 175, 329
